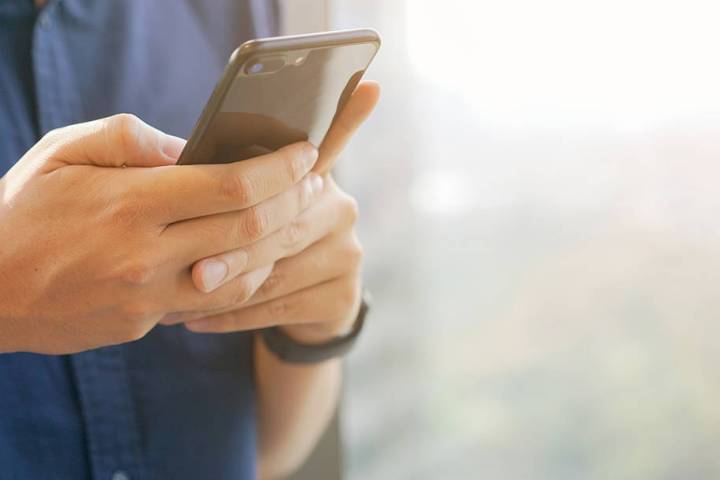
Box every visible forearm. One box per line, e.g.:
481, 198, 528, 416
254, 334, 343, 480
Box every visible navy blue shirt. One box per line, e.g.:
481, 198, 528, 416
0, 1, 278, 479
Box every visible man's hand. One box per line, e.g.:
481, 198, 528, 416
165, 176, 363, 341
157, 81, 380, 480
161, 81, 381, 342
0, 114, 323, 354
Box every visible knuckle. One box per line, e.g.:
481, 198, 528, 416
341, 194, 360, 225
220, 173, 252, 205
343, 236, 364, 270
117, 259, 157, 286
285, 149, 306, 184
238, 206, 269, 241
41, 126, 66, 145
279, 220, 305, 250
106, 113, 141, 152
266, 296, 292, 317
258, 271, 283, 297
296, 178, 312, 208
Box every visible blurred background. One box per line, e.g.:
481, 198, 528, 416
301, 0, 720, 479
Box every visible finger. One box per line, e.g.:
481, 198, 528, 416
246, 230, 363, 307
184, 276, 359, 333
136, 141, 318, 223
159, 310, 206, 326
163, 173, 324, 274
314, 81, 381, 175
161, 264, 274, 318
173, 230, 362, 322
44, 113, 185, 170
191, 180, 353, 293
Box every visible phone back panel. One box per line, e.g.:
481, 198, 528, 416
177, 29, 380, 165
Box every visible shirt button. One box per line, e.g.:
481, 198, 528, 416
111, 471, 130, 480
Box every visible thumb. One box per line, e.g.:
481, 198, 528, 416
49, 113, 186, 169
315, 81, 381, 175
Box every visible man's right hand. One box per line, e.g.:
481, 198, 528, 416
0, 114, 322, 354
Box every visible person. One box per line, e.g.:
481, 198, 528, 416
0, 1, 380, 479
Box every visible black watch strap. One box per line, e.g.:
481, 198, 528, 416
260, 291, 370, 364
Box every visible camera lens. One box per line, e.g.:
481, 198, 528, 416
244, 56, 286, 75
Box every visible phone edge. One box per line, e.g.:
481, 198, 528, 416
177, 28, 381, 166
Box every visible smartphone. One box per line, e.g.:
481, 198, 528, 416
177, 28, 381, 166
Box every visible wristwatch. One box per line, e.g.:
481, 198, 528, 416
260, 290, 370, 364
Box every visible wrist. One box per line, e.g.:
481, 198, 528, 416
279, 291, 363, 344
280, 313, 357, 344
261, 292, 369, 364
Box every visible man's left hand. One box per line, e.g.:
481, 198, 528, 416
159, 81, 380, 341
162, 176, 363, 342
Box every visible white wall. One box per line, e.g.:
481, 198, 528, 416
280, 0, 331, 34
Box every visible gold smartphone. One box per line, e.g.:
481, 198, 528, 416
177, 28, 381, 166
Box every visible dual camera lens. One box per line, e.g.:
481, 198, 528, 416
244, 53, 307, 75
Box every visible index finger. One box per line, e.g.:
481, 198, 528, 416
315, 81, 381, 175
139, 141, 318, 223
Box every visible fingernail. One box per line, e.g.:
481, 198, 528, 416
304, 144, 319, 169
310, 174, 324, 195
201, 259, 228, 292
